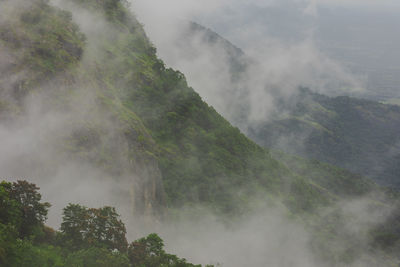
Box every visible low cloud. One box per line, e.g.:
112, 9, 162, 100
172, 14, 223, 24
131, 0, 364, 130
1, 1, 398, 266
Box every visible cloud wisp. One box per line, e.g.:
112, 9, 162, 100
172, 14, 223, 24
130, 0, 365, 131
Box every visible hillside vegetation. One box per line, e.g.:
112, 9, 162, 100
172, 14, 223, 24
248, 88, 400, 188
0, 180, 208, 267
0, 0, 399, 266
178, 22, 400, 189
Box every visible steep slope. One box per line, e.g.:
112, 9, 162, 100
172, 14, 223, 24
47, 0, 335, 216
0, 0, 165, 218
174, 22, 400, 189
0, 0, 380, 224
135, 21, 400, 263
0, 0, 318, 218
1, 0, 399, 265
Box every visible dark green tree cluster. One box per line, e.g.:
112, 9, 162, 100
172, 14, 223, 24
0, 180, 210, 267
60, 204, 128, 252
128, 233, 210, 267
0, 180, 50, 240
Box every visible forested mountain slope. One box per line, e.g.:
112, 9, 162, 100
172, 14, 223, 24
0, 0, 399, 266
177, 22, 400, 189
0, 0, 326, 217
248, 88, 400, 188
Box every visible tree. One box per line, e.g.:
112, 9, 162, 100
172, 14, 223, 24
0, 180, 51, 264
60, 204, 88, 250
60, 204, 128, 252
128, 233, 203, 267
7, 180, 50, 239
128, 233, 163, 266
0, 181, 22, 228
86, 206, 128, 252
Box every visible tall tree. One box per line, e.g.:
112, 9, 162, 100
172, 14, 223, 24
128, 233, 202, 267
60, 204, 128, 252
6, 180, 50, 238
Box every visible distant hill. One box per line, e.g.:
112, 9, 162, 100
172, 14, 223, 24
179, 22, 400, 189
248, 88, 400, 188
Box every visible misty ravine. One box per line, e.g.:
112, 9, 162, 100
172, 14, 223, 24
1, 0, 400, 266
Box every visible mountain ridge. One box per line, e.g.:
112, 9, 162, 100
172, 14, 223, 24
0, 0, 399, 265
177, 20, 400, 189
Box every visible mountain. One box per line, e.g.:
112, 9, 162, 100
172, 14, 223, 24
177, 21, 400, 189
0, 0, 166, 218
0, 0, 399, 266
0, 0, 322, 218
248, 88, 400, 188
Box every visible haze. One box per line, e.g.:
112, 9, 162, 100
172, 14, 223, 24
133, 0, 400, 102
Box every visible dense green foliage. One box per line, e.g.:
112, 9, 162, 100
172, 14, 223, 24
0, 181, 50, 241
60, 204, 128, 252
0, 180, 206, 267
128, 233, 213, 267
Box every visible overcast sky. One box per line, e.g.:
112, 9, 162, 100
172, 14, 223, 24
132, 0, 400, 100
